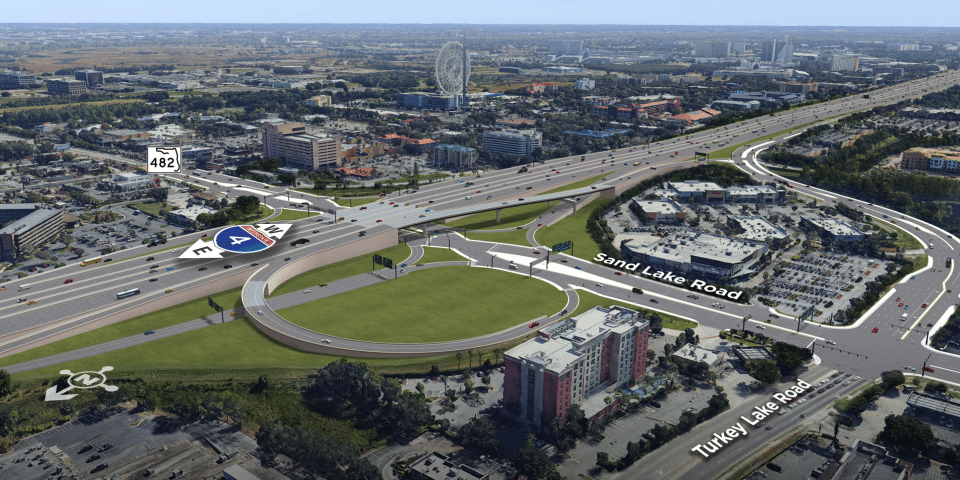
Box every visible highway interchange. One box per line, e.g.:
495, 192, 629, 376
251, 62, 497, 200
0, 70, 958, 393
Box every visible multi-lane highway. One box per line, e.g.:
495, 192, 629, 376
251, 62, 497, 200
1, 70, 959, 384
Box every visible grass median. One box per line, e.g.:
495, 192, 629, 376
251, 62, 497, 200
266, 244, 412, 297
535, 197, 612, 262
0, 287, 246, 371
565, 290, 697, 331
418, 246, 468, 263
271, 209, 321, 221
445, 201, 550, 230
467, 229, 532, 247
277, 266, 566, 343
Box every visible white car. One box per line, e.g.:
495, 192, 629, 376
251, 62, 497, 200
904, 366, 916, 371
321, 339, 331, 343
825, 340, 836, 345
756, 325, 766, 329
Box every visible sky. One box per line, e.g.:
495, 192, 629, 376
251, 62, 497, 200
3, 0, 959, 27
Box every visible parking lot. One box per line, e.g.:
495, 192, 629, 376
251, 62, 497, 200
0, 407, 273, 480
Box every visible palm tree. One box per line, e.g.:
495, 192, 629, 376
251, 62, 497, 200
456, 353, 462, 370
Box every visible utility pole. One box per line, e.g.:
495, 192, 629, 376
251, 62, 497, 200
921, 353, 932, 377
741, 314, 752, 337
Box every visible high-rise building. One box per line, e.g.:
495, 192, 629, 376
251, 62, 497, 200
779, 35, 795, 63
482, 129, 542, 158
74, 69, 104, 88
831, 55, 860, 72
0, 207, 64, 261
695, 41, 731, 58
549, 40, 584, 56
502, 306, 650, 429
46, 79, 87, 96
262, 122, 341, 171
761, 36, 794, 64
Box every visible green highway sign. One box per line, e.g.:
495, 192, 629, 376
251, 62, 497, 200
383, 258, 393, 269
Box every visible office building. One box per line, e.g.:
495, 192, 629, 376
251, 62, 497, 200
397, 92, 461, 111
574, 78, 596, 90
887, 43, 920, 52
549, 40, 584, 56
630, 198, 687, 224
406, 452, 488, 480
502, 306, 650, 430
222, 465, 262, 480
800, 214, 867, 241
0, 208, 64, 261
430, 144, 476, 170
303, 95, 331, 107
831, 55, 860, 72
262, 122, 341, 171
74, 69, 104, 88
727, 90, 805, 104
106, 172, 156, 191
168, 205, 217, 227
672, 344, 725, 371
0, 70, 36, 87
906, 391, 960, 425
620, 231, 768, 281
711, 99, 761, 110
900, 147, 960, 171
542, 66, 582, 73
273, 65, 303, 74
46, 79, 87, 96
482, 129, 542, 158
779, 81, 818, 95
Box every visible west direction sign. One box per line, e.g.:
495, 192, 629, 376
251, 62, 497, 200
180, 224, 292, 259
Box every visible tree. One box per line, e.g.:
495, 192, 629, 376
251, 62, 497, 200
481, 374, 491, 386
72, 247, 85, 258
879, 414, 935, 451
513, 435, 561, 480
747, 359, 780, 385
415, 382, 425, 395
457, 417, 499, 452
925, 380, 948, 394
684, 327, 699, 345
0, 370, 12, 398
596, 451, 610, 468
880, 370, 905, 390
464, 377, 474, 395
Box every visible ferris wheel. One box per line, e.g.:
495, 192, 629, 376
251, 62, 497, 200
435, 41, 470, 95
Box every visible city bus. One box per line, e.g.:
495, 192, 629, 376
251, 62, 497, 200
117, 288, 141, 300
81, 257, 103, 267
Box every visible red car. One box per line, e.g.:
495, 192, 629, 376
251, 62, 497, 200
921, 303, 927, 308
529, 322, 539, 328
537, 224, 542, 227
476, 190, 481, 193
533, 251, 540, 254
360, 206, 367, 210
872, 327, 879, 333
896, 297, 901, 302
201, 234, 207, 238
476, 175, 481, 178
898, 303, 904, 307
526, 186, 532, 190
379, 193, 386, 197
63, 279, 73, 284
389, 202, 394, 205
923, 366, 935, 373
214, 182, 218, 185
376, 219, 382, 223
615, 272, 623, 276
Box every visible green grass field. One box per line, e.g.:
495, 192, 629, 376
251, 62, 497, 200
0, 288, 246, 371
873, 218, 924, 250
129, 201, 168, 217
277, 267, 566, 343
271, 209, 321, 221
542, 173, 610, 194
332, 196, 380, 207
467, 229, 532, 247
566, 291, 698, 331
266, 244, 412, 297
418, 246, 468, 264
535, 198, 612, 262
444, 201, 550, 230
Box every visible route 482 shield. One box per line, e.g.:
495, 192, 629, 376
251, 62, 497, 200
180, 224, 292, 259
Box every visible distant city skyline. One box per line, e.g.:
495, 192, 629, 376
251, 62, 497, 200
3, 0, 959, 27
